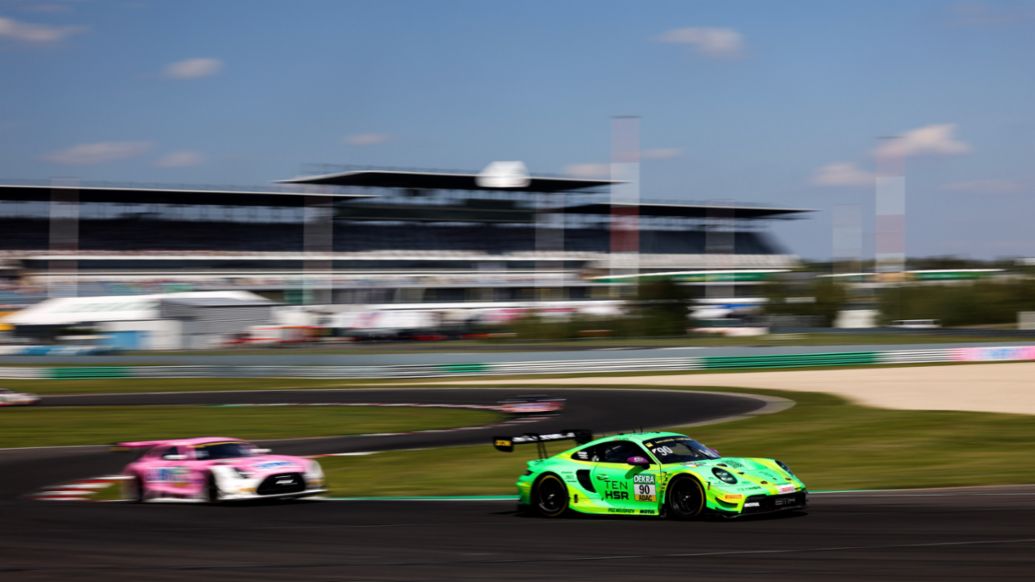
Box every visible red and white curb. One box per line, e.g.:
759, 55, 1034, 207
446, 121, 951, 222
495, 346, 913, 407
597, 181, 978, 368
29, 475, 126, 502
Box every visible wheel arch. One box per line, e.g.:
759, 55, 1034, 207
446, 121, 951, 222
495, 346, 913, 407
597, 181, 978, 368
663, 472, 707, 518
531, 471, 571, 517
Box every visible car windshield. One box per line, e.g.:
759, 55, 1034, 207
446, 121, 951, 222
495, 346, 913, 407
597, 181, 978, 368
194, 442, 253, 460
643, 436, 721, 464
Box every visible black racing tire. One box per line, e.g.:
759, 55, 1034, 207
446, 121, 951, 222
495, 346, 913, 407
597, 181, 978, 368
205, 473, 222, 505
531, 473, 569, 518
665, 476, 706, 520
128, 474, 146, 503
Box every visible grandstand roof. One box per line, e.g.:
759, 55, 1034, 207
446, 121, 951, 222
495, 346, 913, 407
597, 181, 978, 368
554, 202, 811, 220
0, 183, 373, 207
280, 169, 617, 192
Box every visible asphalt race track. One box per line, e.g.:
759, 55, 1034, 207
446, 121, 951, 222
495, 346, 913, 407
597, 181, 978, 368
3, 388, 1035, 580
3, 488, 1035, 581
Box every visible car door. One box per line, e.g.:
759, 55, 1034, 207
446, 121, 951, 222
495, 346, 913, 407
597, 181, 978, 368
589, 440, 661, 514
148, 446, 191, 496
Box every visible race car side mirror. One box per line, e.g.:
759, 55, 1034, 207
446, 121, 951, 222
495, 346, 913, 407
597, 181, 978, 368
627, 456, 651, 468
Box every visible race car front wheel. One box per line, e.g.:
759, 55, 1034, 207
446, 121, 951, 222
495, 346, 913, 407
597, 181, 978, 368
205, 473, 222, 504
532, 474, 569, 518
665, 476, 705, 520
128, 475, 146, 503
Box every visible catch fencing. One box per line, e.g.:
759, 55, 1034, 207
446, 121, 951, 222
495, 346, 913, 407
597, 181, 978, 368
2, 344, 1035, 380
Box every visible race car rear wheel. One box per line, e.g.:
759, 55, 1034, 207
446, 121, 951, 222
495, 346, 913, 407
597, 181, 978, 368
532, 474, 569, 518
665, 476, 705, 520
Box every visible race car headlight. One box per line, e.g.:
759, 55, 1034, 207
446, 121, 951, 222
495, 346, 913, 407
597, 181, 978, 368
775, 460, 796, 477
231, 467, 253, 479
712, 468, 738, 485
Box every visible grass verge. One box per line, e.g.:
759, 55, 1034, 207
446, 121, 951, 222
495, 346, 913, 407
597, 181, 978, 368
319, 385, 1035, 495
0, 378, 399, 396
0, 405, 500, 448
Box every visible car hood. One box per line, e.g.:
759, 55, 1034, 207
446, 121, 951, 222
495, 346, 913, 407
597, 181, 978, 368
671, 457, 803, 491
205, 454, 310, 475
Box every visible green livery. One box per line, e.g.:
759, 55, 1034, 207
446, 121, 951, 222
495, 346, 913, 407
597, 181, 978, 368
494, 430, 807, 519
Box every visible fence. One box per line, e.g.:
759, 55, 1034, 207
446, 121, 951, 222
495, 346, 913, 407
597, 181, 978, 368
2, 344, 1034, 380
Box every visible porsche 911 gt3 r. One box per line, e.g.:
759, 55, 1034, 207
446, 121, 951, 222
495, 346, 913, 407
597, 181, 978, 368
116, 437, 326, 503
494, 430, 807, 519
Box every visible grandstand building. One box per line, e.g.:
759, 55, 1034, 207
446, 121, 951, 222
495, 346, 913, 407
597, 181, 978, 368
0, 167, 810, 308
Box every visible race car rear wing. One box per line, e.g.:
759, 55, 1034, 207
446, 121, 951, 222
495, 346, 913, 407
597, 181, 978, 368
493, 430, 593, 457
110, 439, 177, 452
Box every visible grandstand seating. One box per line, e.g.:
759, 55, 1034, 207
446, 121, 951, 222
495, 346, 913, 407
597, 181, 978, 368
0, 218, 783, 255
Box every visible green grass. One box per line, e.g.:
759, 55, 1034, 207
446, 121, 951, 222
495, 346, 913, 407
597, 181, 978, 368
0, 377, 400, 396
0, 405, 500, 448
92, 482, 123, 502
319, 385, 1035, 496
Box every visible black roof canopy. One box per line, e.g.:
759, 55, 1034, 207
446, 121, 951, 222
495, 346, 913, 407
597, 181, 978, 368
555, 202, 811, 220
280, 169, 617, 193
0, 183, 373, 207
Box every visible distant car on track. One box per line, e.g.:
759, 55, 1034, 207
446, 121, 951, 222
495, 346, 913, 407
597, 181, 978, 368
497, 394, 566, 415
0, 388, 39, 406
116, 437, 326, 503
890, 319, 941, 329
494, 430, 807, 519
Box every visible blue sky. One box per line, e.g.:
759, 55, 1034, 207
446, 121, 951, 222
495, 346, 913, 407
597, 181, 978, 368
1, 0, 1034, 259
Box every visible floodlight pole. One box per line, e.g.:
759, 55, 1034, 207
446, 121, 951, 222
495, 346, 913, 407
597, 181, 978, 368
303, 193, 334, 306
875, 136, 906, 277
833, 203, 863, 276
875, 135, 906, 322
705, 201, 735, 301
610, 116, 640, 299
48, 178, 79, 298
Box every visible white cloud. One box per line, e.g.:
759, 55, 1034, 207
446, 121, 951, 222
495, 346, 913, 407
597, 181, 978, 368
21, 3, 72, 14
874, 123, 972, 159
44, 141, 152, 165
564, 163, 611, 179
949, 2, 1035, 26
655, 27, 744, 57
941, 179, 1025, 193
811, 162, 873, 187
0, 16, 82, 43
162, 57, 223, 80
344, 132, 391, 146
640, 147, 681, 160
154, 150, 205, 168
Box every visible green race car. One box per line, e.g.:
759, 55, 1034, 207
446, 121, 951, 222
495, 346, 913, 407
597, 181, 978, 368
493, 430, 807, 519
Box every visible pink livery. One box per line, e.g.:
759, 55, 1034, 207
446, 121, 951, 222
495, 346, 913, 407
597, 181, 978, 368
117, 437, 326, 503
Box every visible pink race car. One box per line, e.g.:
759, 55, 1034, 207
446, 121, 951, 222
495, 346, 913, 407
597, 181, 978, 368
117, 437, 326, 503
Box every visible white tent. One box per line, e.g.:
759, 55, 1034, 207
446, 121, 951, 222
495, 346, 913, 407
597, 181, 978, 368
5, 291, 271, 327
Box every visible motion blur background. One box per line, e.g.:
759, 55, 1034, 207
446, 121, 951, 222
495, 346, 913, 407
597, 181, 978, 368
3, 1, 1035, 350
5, 3, 1035, 579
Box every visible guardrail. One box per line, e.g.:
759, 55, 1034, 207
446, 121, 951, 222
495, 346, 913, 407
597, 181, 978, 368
1, 345, 1034, 380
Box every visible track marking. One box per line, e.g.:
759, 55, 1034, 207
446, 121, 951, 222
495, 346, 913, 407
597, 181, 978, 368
29, 475, 125, 502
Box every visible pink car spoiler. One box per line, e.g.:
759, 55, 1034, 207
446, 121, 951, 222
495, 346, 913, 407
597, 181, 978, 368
111, 439, 176, 451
